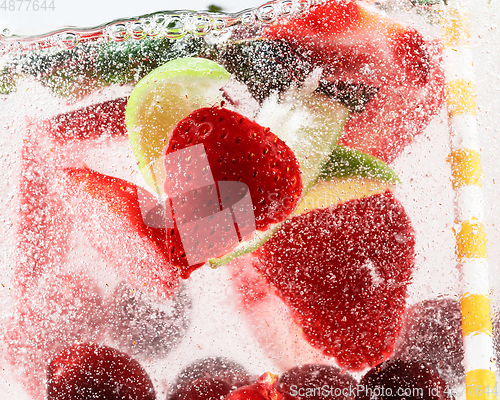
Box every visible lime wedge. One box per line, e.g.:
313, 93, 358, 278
125, 57, 230, 194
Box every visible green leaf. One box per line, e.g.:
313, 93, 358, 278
95, 36, 205, 86
0, 65, 17, 94
318, 146, 400, 183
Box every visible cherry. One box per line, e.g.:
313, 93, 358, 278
169, 357, 253, 400
356, 359, 452, 400
394, 298, 464, 386
278, 364, 358, 400
170, 378, 232, 400
106, 282, 191, 359
46, 343, 156, 400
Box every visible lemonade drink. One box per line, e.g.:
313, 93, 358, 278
0, 0, 499, 399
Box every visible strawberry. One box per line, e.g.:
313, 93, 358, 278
224, 372, 287, 400
338, 40, 444, 163
393, 298, 464, 386
255, 191, 415, 371
15, 121, 73, 290
229, 253, 332, 370
357, 359, 452, 400
164, 106, 302, 278
46, 343, 156, 400
265, 0, 444, 163
58, 167, 180, 300
45, 97, 128, 144
278, 364, 358, 400
4, 273, 105, 399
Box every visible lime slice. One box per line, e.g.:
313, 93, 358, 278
125, 57, 230, 194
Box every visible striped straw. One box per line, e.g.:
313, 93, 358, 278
441, 0, 497, 398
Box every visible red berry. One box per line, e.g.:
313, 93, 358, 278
394, 298, 464, 386
46, 343, 156, 400
45, 98, 128, 144
255, 191, 415, 371
169, 358, 253, 400
278, 364, 358, 400
173, 357, 253, 392
106, 282, 191, 360
356, 359, 452, 400
338, 39, 444, 163
164, 107, 302, 278
170, 378, 232, 400
58, 167, 180, 300
225, 373, 286, 400
265, 0, 445, 163
230, 253, 273, 309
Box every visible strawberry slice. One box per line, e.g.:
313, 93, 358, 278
225, 372, 287, 400
15, 122, 73, 290
46, 343, 156, 400
44, 97, 127, 144
164, 106, 302, 278
265, 0, 444, 163
58, 167, 180, 299
255, 191, 415, 371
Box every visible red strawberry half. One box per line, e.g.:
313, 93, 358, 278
164, 106, 302, 278
255, 191, 415, 371
58, 167, 180, 300
44, 97, 128, 144
15, 122, 73, 291
339, 39, 444, 164
225, 372, 288, 400
265, 0, 444, 163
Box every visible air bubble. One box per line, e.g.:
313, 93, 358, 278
212, 18, 226, 31
165, 15, 186, 39
130, 22, 146, 39
241, 12, 257, 27
257, 4, 278, 23
149, 14, 166, 36
108, 24, 130, 42
193, 15, 212, 36
279, 0, 294, 16
60, 32, 80, 49
2, 28, 11, 37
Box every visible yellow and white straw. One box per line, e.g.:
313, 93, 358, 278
442, 0, 497, 398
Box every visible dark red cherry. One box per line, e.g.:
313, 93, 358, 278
46, 343, 155, 400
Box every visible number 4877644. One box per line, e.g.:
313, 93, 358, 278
1, 0, 55, 11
